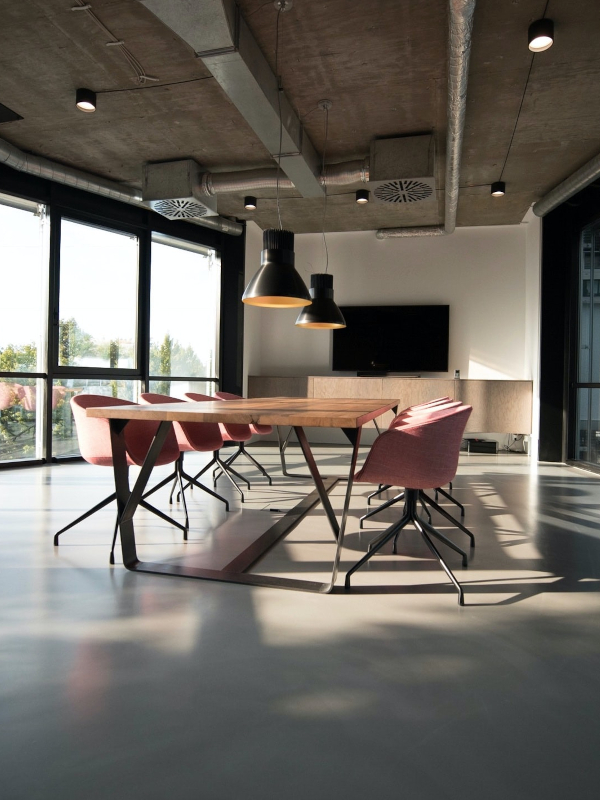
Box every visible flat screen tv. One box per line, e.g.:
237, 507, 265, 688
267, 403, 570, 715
332, 305, 449, 373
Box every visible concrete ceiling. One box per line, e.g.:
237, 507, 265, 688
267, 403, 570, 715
0, 0, 598, 232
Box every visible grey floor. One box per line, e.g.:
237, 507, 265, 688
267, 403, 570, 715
2, 445, 600, 800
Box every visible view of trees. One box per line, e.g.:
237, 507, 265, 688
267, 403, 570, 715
1, 319, 207, 459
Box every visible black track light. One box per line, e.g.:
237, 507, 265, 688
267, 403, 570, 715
528, 18, 554, 52
491, 181, 506, 197
76, 88, 96, 113
242, 229, 311, 308
244, 196, 257, 210
356, 189, 370, 204
295, 273, 346, 329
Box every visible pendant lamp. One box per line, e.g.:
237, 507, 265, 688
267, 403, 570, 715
295, 273, 346, 328
242, 229, 311, 308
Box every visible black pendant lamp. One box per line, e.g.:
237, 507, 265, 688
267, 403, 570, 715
242, 229, 311, 308
295, 273, 346, 329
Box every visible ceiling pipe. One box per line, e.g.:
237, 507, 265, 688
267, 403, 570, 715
376, 0, 475, 240
0, 136, 243, 236
376, 226, 446, 239
198, 159, 370, 195
532, 150, 600, 217
444, 0, 476, 234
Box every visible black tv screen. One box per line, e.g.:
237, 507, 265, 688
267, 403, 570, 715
332, 305, 449, 373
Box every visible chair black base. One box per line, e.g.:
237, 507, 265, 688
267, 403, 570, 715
54, 462, 190, 564
346, 489, 466, 606
170, 453, 230, 512
179, 450, 249, 503
222, 442, 273, 485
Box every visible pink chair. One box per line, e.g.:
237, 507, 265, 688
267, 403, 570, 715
179, 392, 252, 503
140, 393, 230, 512
360, 398, 468, 528
54, 394, 187, 563
215, 391, 273, 485
183, 392, 252, 502
345, 404, 472, 605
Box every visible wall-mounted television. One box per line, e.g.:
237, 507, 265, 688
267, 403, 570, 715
332, 305, 449, 374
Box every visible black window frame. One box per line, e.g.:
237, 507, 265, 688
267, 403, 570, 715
0, 163, 245, 467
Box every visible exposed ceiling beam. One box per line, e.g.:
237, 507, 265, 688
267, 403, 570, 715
139, 0, 324, 198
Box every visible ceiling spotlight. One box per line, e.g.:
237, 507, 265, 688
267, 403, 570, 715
75, 88, 96, 113
491, 181, 506, 197
356, 189, 370, 204
528, 18, 554, 52
244, 196, 257, 211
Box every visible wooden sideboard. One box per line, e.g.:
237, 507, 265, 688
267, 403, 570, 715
247, 376, 533, 434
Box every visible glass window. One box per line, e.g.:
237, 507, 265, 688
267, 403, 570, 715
58, 220, 139, 369
0, 194, 49, 373
52, 378, 142, 458
148, 379, 216, 399
150, 234, 220, 379
0, 376, 44, 461
578, 221, 600, 383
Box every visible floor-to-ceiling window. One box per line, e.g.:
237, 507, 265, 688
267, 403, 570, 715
148, 233, 220, 399
0, 194, 49, 462
0, 187, 228, 466
574, 221, 600, 465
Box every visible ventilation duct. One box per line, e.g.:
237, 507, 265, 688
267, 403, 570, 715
532, 150, 600, 217
143, 160, 218, 218
368, 136, 436, 205
0, 136, 242, 235
376, 0, 476, 239
444, 0, 476, 234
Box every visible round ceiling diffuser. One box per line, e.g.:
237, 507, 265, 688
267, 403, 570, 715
373, 179, 434, 203
151, 199, 209, 219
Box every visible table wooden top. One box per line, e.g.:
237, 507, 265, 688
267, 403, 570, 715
86, 397, 399, 429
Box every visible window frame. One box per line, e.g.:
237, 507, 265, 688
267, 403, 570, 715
0, 171, 245, 468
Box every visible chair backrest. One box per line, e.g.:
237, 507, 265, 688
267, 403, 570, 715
214, 391, 273, 435
185, 392, 252, 443
140, 392, 223, 453
389, 399, 461, 429
71, 394, 180, 468
356, 404, 472, 490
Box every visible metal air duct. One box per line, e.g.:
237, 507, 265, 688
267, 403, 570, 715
0, 136, 242, 235
445, 0, 476, 234
376, 227, 446, 239
376, 0, 476, 239
532, 150, 600, 217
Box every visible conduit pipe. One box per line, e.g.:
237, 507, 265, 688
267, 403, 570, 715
376, 0, 476, 240
376, 226, 446, 239
532, 150, 600, 217
444, 0, 476, 234
0, 136, 243, 236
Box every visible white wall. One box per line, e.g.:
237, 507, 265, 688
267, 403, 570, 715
242, 221, 541, 445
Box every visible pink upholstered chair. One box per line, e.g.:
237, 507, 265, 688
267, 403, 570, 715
140, 393, 229, 512
361, 398, 468, 528
214, 391, 273, 485
345, 404, 472, 605
183, 392, 251, 502
54, 394, 187, 563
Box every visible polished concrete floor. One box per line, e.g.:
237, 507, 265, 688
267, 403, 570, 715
2, 445, 600, 799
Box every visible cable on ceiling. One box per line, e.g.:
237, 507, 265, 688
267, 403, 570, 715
70, 2, 158, 85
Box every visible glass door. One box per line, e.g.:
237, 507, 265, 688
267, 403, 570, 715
574, 220, 600, 464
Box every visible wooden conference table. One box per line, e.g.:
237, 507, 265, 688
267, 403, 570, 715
87, 397, 398, 593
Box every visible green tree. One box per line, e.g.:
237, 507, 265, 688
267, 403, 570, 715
0, 342, 37, 372
58, 318, 96, 366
